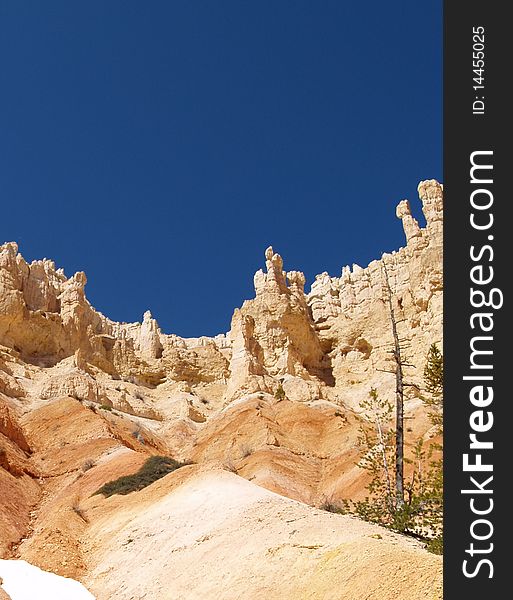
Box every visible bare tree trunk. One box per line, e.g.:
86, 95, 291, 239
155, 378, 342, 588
382, 263, 404, 509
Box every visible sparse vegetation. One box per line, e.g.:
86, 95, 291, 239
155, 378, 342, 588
352, 388, 397, 527
82, 459, 95, 472
421, 344, 444, 553
319, 497, 350, 515
334, 411, 348, 423
344, 345, 444, 554
423, 343, 443, 431
132, 429, 145, 444
426, 535, 443, 555
274, 384, 286, 401
72, 502, 89, 523
94, 455, 190, 498
99, 404, 112, 412
239, 444, 252, 459
223, 459, 238, 473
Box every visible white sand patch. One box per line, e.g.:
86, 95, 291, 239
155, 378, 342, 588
0, 560, 95, 600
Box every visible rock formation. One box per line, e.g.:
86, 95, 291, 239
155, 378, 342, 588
0, 179, 443, 598
0, 179, 442, 411
227, 246, 326, 402
308, 179, 443, 408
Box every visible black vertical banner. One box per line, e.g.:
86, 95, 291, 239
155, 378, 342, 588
445, 1, 508, 596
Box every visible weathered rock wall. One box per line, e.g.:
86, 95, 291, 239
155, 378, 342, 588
307, 179, 443, 407
0, 179, 442, 409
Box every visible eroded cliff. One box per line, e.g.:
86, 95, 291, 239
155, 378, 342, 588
0, 179, 443, 599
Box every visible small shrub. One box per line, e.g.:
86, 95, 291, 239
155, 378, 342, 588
72, 503, 89, 523
239, 444, 252, 459
82, 459, 95, 472
334, 411, 348, 422
132, 429, 145, 444
94, 455, 189, 498
319, 498, 350, 515
100, 404, 112, 412
223, 459, 238, 473
426, 534, 443, 555
274, 384, 286, 401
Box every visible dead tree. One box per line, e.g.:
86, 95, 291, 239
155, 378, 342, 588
381, 262, 404, 509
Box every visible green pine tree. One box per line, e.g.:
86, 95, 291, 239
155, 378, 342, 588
423, 344, 443, 431
421, 343, 444, 552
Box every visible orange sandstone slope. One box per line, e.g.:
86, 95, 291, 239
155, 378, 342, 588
0, 180, 443, 597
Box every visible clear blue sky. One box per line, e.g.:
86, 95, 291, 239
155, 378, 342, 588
0, 1, 441, 337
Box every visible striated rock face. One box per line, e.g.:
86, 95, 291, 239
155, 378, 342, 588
0, 179, 442, 410
0, 402, 30, 455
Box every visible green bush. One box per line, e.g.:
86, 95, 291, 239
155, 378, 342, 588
426, 534, 443, 555
95, 455, 189, 497
274, 384, 286, 401
319, 499, 350, 515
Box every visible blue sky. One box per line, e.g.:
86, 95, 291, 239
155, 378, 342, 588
0, 1, 442, 337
